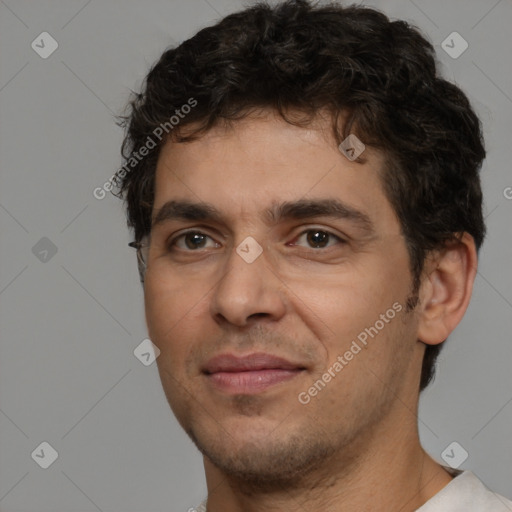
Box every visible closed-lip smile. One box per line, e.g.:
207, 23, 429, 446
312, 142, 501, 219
202, 352, 306, 394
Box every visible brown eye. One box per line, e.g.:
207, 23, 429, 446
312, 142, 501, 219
170, 231, 219, 251
306, 230, 330, 248
293, 229, 345, 249
184, 232, 207, 249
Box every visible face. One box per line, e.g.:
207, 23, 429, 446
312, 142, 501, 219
144, 110, 423, 485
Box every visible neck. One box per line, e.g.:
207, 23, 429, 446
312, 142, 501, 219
202, 410, 453, 511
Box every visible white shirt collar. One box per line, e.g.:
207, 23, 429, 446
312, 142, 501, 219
416, 470, 512, 511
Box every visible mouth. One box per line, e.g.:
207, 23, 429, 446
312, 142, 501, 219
202, 352, 306, 394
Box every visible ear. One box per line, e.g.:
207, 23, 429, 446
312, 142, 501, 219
416, 233, 478, 345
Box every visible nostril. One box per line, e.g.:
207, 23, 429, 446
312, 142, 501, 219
248, 312, 270, 319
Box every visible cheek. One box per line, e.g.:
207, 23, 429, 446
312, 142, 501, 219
291, 260, 405, 336
144, 272, 209, 365
286, 254, 412, 383
300, 300, 414, 415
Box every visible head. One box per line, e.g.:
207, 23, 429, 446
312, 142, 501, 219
115, 0, 485, 488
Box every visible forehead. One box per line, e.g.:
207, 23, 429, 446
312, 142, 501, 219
152, 111, 397, 231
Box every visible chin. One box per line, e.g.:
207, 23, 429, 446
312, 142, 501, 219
188, 419, 337, 491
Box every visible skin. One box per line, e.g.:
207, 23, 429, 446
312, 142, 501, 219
143, 109, 477, 511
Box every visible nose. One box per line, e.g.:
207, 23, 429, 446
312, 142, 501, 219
209, 241, 287, 328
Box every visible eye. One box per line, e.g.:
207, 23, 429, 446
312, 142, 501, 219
170, 231, 220, 251
290, 229, 345, 249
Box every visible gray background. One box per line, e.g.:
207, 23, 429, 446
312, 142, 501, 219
0, 0, 511, 510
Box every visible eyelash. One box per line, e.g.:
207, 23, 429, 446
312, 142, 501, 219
167, 228, 347, 252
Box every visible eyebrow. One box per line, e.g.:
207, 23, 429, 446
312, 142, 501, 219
151, 198, 375, 234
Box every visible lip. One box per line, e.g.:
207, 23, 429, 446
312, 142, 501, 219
202, 353, 305, 394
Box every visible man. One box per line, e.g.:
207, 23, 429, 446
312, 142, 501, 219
115, 0, 512, 510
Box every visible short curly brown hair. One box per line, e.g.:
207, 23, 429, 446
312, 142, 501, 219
114, 0, 486, 391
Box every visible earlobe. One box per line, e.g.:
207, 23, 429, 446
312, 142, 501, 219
417, 233, 478, 346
